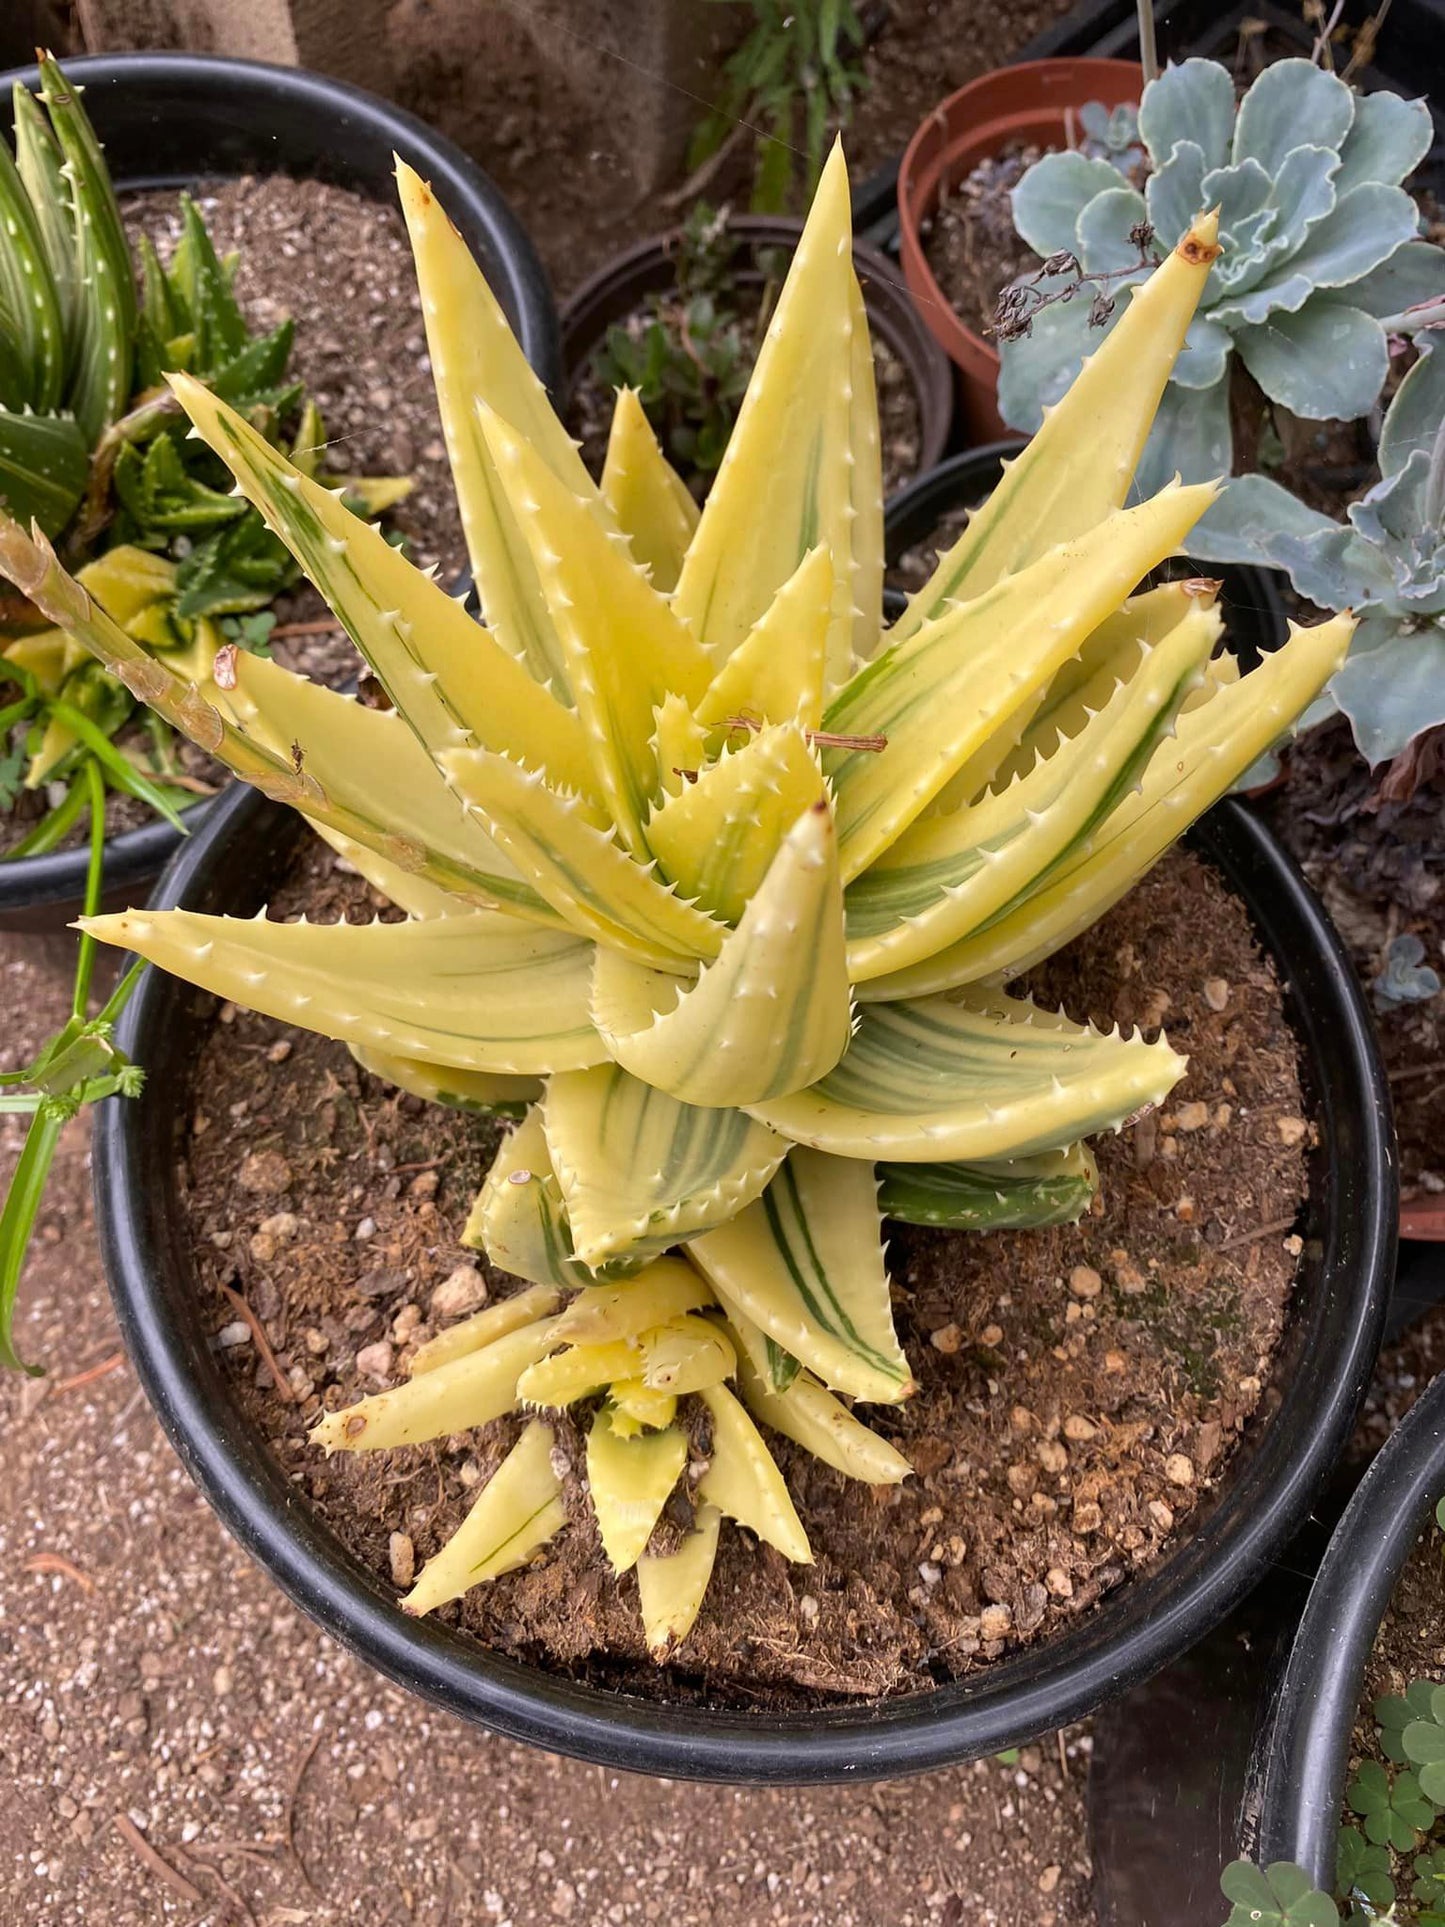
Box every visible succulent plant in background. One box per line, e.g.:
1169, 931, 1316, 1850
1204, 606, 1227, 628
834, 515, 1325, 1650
997, 58, 1445, 505
1183, 331, 1445, 768
0, 149, 1352, 1650
0, 53, 407, 852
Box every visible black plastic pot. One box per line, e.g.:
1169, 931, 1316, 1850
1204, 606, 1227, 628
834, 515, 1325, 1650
0, 51, 559, 937
94, 740, 1393, 1780
559, 216, 956, 490
1246, 1369, 1445, 1889
884, 444, 1291, 665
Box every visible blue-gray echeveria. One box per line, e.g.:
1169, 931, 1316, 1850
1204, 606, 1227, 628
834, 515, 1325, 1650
997, 59, 1445, 509
1193, 331, 1445, 764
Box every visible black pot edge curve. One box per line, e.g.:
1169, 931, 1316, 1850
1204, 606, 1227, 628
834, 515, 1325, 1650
0, 50, 559, 933
93, 763, 1395, 1784
882, 444, 1290, 663
557, 216, 956, 483
1251, 1372, 1445, 1886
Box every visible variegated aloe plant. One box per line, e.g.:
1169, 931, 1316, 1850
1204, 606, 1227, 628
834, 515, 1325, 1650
0, 146, 1353, 1655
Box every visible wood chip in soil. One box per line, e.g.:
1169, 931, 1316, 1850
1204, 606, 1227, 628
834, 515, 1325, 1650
177, 834, 1308, 1709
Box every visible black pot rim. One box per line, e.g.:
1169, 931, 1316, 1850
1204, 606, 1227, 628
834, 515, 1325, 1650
558, 212, 956, 483
94, 760, 1395, 1781
0, 49, 558, 931
1253, 1372, 1445, 1885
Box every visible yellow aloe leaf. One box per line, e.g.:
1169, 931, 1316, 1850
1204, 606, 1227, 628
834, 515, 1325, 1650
80, 907, 607, 1075
717, 1298, 802, 1395
441, 746, 725, 968
517, 1338, 643, 1409
397, 158, 599, 696
866, 613, 1355, 996
307, 828, 463, 922
77, 542, 177, 623
349, 1041, 542, 1116
401, 1419, 566, 1615
643, 720, 827, 924
749, 987, 1186, 1158
594, 798, 851, 1107
311, 1316, 562, 1452
636, 1501, 721, 1653
845, 268, 885, 664
409, 1285, 564, 1378
601, 386, 699, 593
552, 1257, 714, 1344
673, 142, 860, 687
217, 649, 563, 924
696, 1383, 812, 1564
693, 545, 833, 740
478, 403, 712, 854
587, 1407, 689, 1574
891, 213, 1223, 642
688, 1148, 911, 1405
168, 372, 598, 798
877, 1143, 1099, 1230
642, 1314, 737, 1394
3, 625, 81, 697
542, 1063, 789, 1269
844, 600, 1220, 979
467, 1105, 636, 1291
736, 1351, 912, 1486
824, 481, 1218, 880
651, 693, 710, 801
611, 1380, 679, 1435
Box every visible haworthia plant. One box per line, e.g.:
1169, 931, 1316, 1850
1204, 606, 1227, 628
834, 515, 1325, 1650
998, 58, 1445, 508
1185, 329, 1445, 765
0, 143, 1353, 1654
0, 54, 406, 831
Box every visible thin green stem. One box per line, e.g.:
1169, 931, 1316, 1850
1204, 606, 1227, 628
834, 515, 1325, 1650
72, 756, 106, 1015
2, 775, 85, 860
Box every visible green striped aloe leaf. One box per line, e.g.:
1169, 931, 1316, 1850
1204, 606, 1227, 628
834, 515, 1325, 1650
171, 195, 247, 370
592, 798, 851, 1108
542, 1063, 789, 1270
688, 1147, 912, 1405
12, 80, 76, 361
311, 1315, 563, 1453
889, 214, 1223, 645
79, 907, 609, 1076
747, 989, 1186, 1161
600, 385, 698, 595
403, 1419, 567, 1615
217, 648, 562, 925
645, 720, 827, 924
478, 402, 712, 855
693, 544, 832, 741
397, 158, 608, 698
696, 1382, 812, 1563
734, 1347, 912, 1485
989, 580, 1216, 793
469, 1106, 649, 1290
878, 1143, 1099, 1229
0, 137, 63, 410
862, 612, 1356, 998
0, 406, 87, 537
348, 1042, 541, 1117
823, 480, 1219, 881
844, 599, 1220, 979
636, 1502, 720, 1652
36, 52, 133, 440
441, 745, 725, 968
167, 373, 600, 802
673, 142, 863, 689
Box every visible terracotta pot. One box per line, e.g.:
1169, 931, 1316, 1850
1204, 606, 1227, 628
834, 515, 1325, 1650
560, 216, 956, 488
897, 57, 1143, 441
1402, 1199, 1445, 1241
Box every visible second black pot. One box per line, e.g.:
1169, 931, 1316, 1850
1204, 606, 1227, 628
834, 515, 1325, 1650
93, 765, 1394, 1783
0, 51, 559, 937
884, 444, 1291, 666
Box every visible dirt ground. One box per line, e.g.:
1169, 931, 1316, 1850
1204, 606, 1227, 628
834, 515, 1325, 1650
0, 930, 1095, 1927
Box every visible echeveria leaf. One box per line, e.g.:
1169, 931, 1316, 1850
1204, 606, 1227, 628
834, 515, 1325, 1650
1331, 608, 1445, 764
1138, 58, 1234, 171
1011, 150, 1125, 256
1232, 59, 1354, 175
1334, 88, 1433, 197
1234, 302, 1387, 421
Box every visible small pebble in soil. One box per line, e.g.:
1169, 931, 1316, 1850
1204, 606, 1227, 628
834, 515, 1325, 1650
389, 1532, 416, 1588
356, 1341, 394, 1380
431, 1263, 488, 1320
930, 1323, 963, 1354
1204, 977, 1231, 1012
1067, 1265, 1101, 1300
1164, 1454, 1195, 1487
216, 1322, 251, 1350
